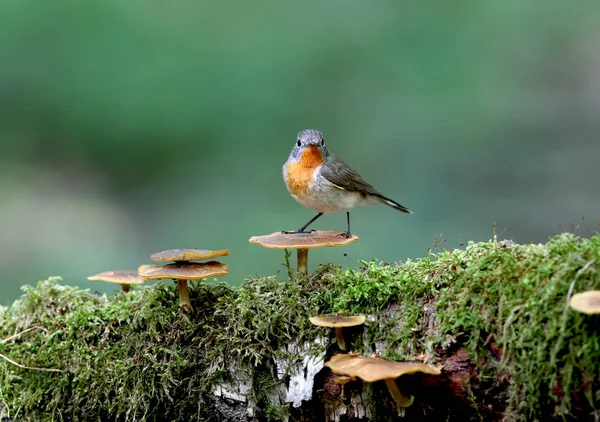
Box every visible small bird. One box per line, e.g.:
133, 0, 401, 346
282, 129, 412, 238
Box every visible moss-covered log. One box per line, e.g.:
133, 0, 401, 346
0, 233, 599, 421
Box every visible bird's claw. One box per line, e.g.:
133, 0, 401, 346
338, 231, 352, 238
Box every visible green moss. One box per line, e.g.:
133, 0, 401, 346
264, 403, 289, 422
1, 233, 599, 421
311, 234, 600, 418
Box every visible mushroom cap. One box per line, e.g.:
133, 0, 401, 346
87, 270, 145, 285
249, 231, 358, 250
325, 354, 441, 383
138, 262, 229, 281
309, 315, 366, 328
569, 290, 600, 315
150, 248, 230, 262
331, 374, 353, 385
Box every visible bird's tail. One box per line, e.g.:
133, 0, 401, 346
378, 195, 413, 214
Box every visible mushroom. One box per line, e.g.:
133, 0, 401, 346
331, 374, 353, 400
249, 230, 358, 276
309, 315, 366, 351
150, 248, 230, 262
325, 353, 441, 411
87, 270, 145, 293
569, 290, 600, 315
138, 261, 229, 310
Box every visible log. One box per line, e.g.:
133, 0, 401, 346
0, 233, 599, 421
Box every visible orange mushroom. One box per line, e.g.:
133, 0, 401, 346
325, 353, 441, 410
331, 374, 353, 400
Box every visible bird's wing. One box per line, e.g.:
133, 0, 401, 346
321, 154, 383, 197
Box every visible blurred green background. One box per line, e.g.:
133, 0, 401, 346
1, 0, 599, 305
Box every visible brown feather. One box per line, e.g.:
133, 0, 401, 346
321, 154, 412, 213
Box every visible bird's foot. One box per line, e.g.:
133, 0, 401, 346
338, 231, 353, 238
281, 229, 317, 235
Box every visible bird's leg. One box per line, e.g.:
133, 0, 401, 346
282, 212, 323, 234
338, 212, 352, 238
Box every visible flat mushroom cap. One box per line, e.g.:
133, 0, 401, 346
150, 248, 230, 262
87, 270, 145, 285
249, 231, 358, 249
325, 354, 441, 383
310, 315, 366, 328
569, 290, 600, 315
138, 262, 229, 281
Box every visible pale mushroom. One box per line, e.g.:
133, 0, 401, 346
150, 248, 230, 262
87, 270, 145, 293
249, 230, 358, 276
138, 262, 228, 310
309, 315, 366, 351
569, 290, 600, 315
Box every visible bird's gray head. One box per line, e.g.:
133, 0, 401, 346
288, 129, 330, 161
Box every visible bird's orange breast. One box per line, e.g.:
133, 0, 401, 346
285, 146, 324, 199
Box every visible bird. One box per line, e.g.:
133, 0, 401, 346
282, 129, 412, 238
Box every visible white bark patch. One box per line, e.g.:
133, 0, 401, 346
350, 389, 372, 420
212, 364, 253, 404
323, 384, 373, 422
212, 382, 251, 402
276, 336, 326, 408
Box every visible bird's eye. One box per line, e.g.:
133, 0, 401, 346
321, 138, 325, 146
297, 139, 301, 147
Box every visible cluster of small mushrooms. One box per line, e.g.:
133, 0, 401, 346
88, 231, 444, 412
88, 230, 354, 302
250, 230, 442, 411
84, 227, 599, 415
309, 314, 441, 413
88, 248, 229, 311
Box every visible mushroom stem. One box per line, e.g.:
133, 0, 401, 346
121, 284, 131, 293
335, 327, 347, 351
297, 248, 308, 275
384, 378, 414, 408
177, 279, 193, 310
332, 375, 352, 400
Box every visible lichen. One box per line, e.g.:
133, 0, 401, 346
0, 233, 599, 421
